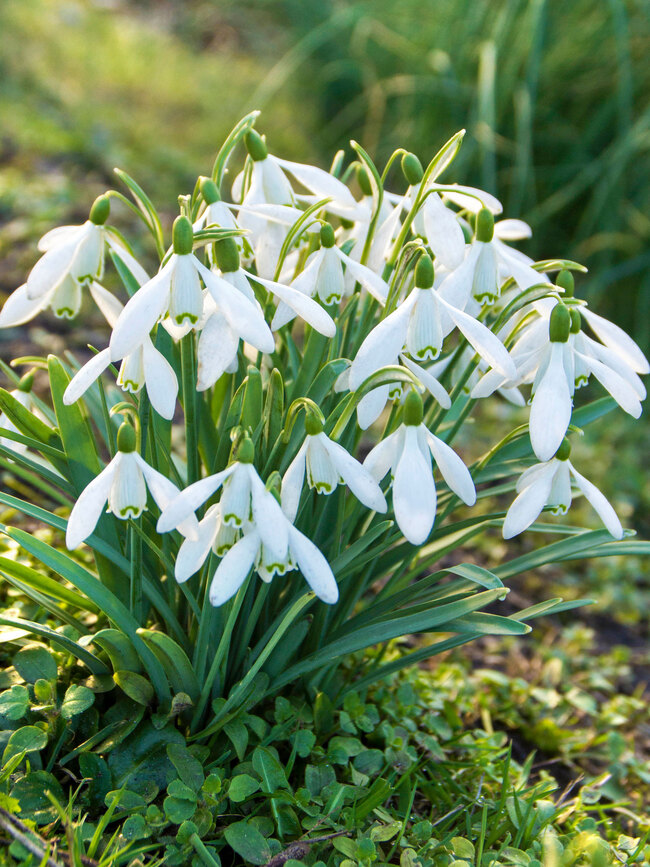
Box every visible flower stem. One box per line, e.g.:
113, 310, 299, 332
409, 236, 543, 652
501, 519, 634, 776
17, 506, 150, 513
129, 520, 143, 622
181, 333, 200, 486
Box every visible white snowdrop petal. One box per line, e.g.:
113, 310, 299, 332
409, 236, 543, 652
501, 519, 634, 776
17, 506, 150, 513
422, 194, 465, 270
569, 464, 623, 539
142, 339, 178, 420
529, 343, 572, 462
363, 428, 401, 481
0, 284, 48, 328
108, 452, 147, 519
392, 426, 436, 545
88, 281, 124, 328
209, 531, 260, 606
175, 510, 221, 583
337, 250, 390, 303
502, 463, 557, 539
348, 298, 413, 390
26, 235, 81, 300
157, 466, 236, 534
320, 434, 387, 512
357, 385, 391, 430
281, 441, 308, 522
250, 470, 289, 561
63, 348, 112, 405
288, 525, 339, 603
66, 459, 117, 549
581, 308, 649, 374
440, 297, 516, 378
494, 219, 533, 241
249, 271, 336, 337
400, 356, 451, 408
406, 289, 442, 361
105, 234, 150, 287
109, 264, 174, 359
38, 225, 83, 252
577, 352, 643, 418
425, 430, 476, 506
275, 157, 358, 210
196, 315, 240, 392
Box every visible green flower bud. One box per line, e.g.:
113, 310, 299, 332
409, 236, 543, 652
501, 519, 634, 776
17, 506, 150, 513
357, 166, 372, 197
199, 176, 220, 204
305, 410, 324, 436
17, 371, 34, 393
244, 130, 268, 162
555, 438, 571, 461
214, 237, 240, 273
403, 389, 423, 426
172, 216, 193, 256
556, 269, 575, 298
34, 679, 52, 702
320, 222, 336, 249
401, 152, 424, 186
415, 253, 434, 289
89, 194, 110, 226
475, 207, 494, 243
117, 423, 137, 453
570, 308, 581, 334
236, 435, 254, 464
549, 303, 571, 343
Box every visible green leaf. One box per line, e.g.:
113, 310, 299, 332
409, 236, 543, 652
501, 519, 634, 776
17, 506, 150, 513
164, 780, 198, 825
0, 388, 62, 453
92, 629, 142, 674
122, 814, 150, 841
61, 684, 95, 719
139, 630, 200, 703
0, 553, 99, 613
13, 645, 57, 682
224, 719, 249, 762
4, 726, 48, 763
229, 774, 261, 803
0, 615, 108, 676
113, 670, 154, 706
78, 753, 112, 810
114, 168, 165, 256
107, 721, 184, 794
166, 743, 204, 793
224, 820, 272, 866
0, 685, 30, 721
11, 771, 64, 825
252, 746, 290, 793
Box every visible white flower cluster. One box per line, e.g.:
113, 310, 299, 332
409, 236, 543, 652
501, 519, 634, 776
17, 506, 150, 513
2, 125, 646, 606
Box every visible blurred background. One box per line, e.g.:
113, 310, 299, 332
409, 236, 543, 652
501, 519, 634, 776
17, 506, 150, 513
1, 0, 650, 347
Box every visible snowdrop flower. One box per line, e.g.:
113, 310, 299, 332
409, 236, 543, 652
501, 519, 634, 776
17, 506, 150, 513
66, 424, 198, 549
272, 223, 389, 329
157, 435, 289, 562
437, 208, 542, 308
110, 217, 274, 361
363, 391, 476, 545
208, 518, 338, 606
0, 196, 147, 327
281, 410, 387, 520
63, 284, 178, 420
503, 439, 623, 539
195, 237, 334, 390
174, 504, 238, 583
348, 254, 516, 421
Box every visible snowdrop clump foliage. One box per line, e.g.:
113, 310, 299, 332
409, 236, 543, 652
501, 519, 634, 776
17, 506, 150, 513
0, 111, 646, 718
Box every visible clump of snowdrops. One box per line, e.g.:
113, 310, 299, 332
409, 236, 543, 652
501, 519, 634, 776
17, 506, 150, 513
0, 110, 646, 724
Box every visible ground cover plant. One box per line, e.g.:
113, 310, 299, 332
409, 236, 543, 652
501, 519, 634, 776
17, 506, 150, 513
0, 110, 647, 864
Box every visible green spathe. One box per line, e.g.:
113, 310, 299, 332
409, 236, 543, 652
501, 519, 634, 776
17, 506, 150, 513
415, 254, 434, 289
402, 152, 424, 186
89, 195, 110, 226
403, 389, 423, 426
549, 303, 571, 343
215, 237, 240, 273
173, 216, 193, 256
244, 130, 268, 162
475, 207, 494, 243
236, 435, 254, 464
117, 423, 137, 454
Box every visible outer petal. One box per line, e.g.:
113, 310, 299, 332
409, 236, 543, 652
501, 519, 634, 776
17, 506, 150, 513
175, 508, 220, 583
502, 462, 557, 538
363, 428, 402, 481
38, 225, 82, 252
134, 454, 199, 538
348, 297, 414, 390
197, 314, 240, 391
64, 348, 112, 404
156, 465, 237, 534
274, 157, 359, 213
0, 283, 48, 328
281, 440, 308, 522
109, 263, 174, 359
436, 184, 502, 214
320, 434, 387, 513
400, 355, 451, 408
246, 271, 336, 337
336, 250, 390, 303
105, 233, 150, 287
288, 525, 339, 603
392, 426, 436, 544
142, 339, 178, 420
424, 429, 476, 505
422, 194, 465, 270
249, 468, 289, 561
494, 219, 533, 241
581, 307, 649, 374
88, 281, 124, 328
576, 352, 642, 418
569, 464, 624, 540
357, 385, 391, 430
529, 343, 572, 461
66, 459, 117, 548
209, 531, 259, 606
439, 295, 516, 378
26, 235, 80, 300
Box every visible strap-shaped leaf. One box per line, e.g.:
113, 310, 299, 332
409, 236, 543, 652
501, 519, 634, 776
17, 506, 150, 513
0, 614, 108, 675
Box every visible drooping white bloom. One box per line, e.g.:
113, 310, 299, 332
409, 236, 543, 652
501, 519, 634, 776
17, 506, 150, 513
281, 419, 387, 521
363, 392, 476, 545
272, 222, 389, 329
63, 284, 178, 420
208, 520, 339, 606
174, 504, 238, 583
110, 217, 274, 361
503, 442, 623, 540
66, 425, 198, 549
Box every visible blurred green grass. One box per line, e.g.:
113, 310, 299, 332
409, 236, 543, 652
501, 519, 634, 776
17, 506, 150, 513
1, 0, 649, 347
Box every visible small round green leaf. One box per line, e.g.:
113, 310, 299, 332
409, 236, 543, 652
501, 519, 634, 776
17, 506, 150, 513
0, 685, 30, 720
113, 670, 154, 705
13, 646, 57, 683
61, 684, 95, 719
224, 821, 272, 866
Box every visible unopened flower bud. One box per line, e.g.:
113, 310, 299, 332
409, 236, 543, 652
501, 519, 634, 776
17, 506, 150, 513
356, 166, 372, 196
475, 208, 494, 243
403, 389, 423, 426
199, 176, 220, 204
236, 434, 254, 464
415, 254, 434, 289
172, 216, 193, 255
556, 269, 574, 297
549, 303, 571, 343
214, 237, 240, 273
18, 371, 34, 393
244, 130, 268, 162
401, 152, 424, 186
555, 438, 571, 461
320, 223, 336, 249
117, 423, 137, 453
570, 309, 581, 334
89, 195, 110, 226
